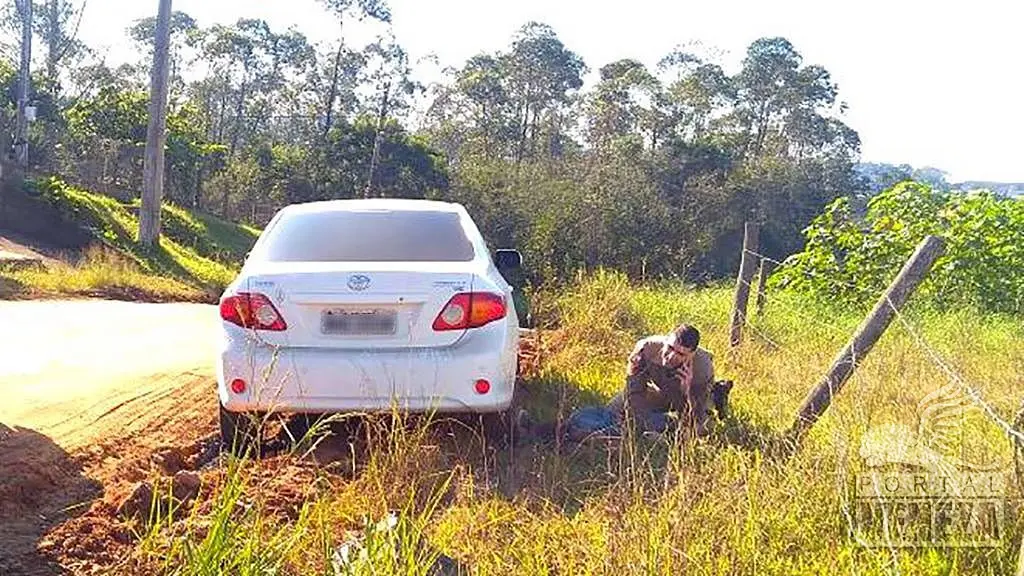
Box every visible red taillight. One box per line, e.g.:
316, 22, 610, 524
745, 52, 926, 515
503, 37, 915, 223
220, 292, 287, 331
432, 292, 507, 331
230, 378, 247, 394
474, 379, 490, 394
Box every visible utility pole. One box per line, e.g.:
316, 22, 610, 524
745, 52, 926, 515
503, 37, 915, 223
138, 0, 172, 247
15, 0, 32, 168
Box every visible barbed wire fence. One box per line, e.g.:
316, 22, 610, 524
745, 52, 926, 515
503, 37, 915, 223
740, 245, 1024, 447
724, 230, 1024, 564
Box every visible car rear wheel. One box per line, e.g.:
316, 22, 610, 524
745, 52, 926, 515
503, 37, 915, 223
480, 410, 515, 447
479, 384, 524, 447
219, 404, 262, 458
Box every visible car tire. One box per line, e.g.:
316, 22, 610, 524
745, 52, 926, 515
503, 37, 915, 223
480, 410, 514, 447
219, 404, 262, 458
480, 385, 524, 448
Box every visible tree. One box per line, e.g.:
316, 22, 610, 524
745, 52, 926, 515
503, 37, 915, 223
0, 11, 872, 287
912, 166, 948, 190
422, 23, 584, 165
0, 0, 86, 99
856, 162, 913, 192
14, 0, 31, 167
421, 53, 514, 165
658, 51, 733, 142
361, 37, 418, 196
586, 59, 662, 151
729, 38, 855, 161
502, 22, 585, 163
128, 10, 199, 96
37, 0, 87, 96
316, 0, 390, 139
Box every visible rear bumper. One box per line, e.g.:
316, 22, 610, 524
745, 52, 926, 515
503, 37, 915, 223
217, 322, 517, 414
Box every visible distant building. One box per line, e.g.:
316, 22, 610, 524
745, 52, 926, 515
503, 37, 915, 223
953, 181, 1024, 197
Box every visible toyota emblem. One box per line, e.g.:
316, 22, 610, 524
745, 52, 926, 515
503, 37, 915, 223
347, 274, 371, 291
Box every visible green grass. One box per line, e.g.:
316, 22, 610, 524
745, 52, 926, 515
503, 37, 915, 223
2, 246, 206, 302
130, 271, 1024, 575
0, 178, 259, 302
155, 201, 261, 265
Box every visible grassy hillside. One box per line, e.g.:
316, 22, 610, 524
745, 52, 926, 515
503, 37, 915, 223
134, 272, 1024, 574
0, 178, 259, 302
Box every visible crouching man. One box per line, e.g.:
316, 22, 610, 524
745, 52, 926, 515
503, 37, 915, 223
606, 323, 715, 437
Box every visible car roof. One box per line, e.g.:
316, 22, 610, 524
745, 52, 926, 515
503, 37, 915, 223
280, 198, 465, 215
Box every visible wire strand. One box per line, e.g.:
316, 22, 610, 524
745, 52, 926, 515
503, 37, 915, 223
743, 248, 885, 300
742, 248, 1024, 441
734, 274, 851, 338
883, 295, 1024, 444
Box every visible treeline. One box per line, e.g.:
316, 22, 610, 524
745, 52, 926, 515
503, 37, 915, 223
1, 1, 862, 283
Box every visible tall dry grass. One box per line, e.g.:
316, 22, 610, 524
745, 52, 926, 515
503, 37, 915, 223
135, 271, 1024, 575
4, 246, 205, 301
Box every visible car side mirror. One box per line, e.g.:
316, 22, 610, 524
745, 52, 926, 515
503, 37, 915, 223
494, 249, 522, 271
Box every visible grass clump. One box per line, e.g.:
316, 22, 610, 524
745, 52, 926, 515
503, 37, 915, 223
539, 269, 648, 372
151, 201, 260, 266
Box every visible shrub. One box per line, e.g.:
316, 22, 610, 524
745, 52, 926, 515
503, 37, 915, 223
772, 182, 1024, 314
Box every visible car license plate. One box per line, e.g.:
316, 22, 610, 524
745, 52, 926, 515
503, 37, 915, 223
321, 309, 397, 335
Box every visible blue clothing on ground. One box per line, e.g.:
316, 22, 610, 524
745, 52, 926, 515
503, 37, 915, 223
565, 406, 670, 440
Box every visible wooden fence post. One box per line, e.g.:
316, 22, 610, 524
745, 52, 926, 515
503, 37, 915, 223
788, 235, 945, 441
755, 259, 775, 318
729, 222, 760, 347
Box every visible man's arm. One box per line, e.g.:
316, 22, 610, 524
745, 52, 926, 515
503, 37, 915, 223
625, 338, 658, 393
686, 350, 715, 436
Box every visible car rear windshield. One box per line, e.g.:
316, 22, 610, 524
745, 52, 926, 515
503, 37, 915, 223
257, 209, 477, 262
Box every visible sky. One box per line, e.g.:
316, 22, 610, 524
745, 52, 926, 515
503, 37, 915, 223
72, 0, 1024, 183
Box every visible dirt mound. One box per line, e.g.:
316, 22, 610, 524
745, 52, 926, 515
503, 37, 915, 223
0, 373, 218, 574
1, 323, 545, 574
517, 328, 564, 379
0, 180, 91, 251
0, 426, 81, 515
39, 440, 218, 574
0, 232, 60, 264
0, 425, 102, 575
43, 447, 330, 574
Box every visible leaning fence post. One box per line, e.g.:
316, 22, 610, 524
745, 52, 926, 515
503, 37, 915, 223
729, 222, 760, 347
788, 235, 945, 442
755, 259, 775, 318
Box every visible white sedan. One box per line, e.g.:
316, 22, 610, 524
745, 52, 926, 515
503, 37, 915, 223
216, 199, 521, 453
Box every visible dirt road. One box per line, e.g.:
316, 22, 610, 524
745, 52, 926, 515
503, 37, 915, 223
1, 300, 218, 447
0, 300, 221, 574
0, 232, 60, 268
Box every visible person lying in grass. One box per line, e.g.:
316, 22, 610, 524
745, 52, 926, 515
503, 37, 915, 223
606, 323, 716, 436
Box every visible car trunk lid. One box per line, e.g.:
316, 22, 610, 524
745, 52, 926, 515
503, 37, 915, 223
237, 261, 475, 349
